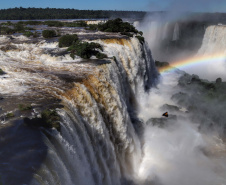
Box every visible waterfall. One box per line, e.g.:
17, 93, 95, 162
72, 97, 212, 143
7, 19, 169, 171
0, 36, 158, 184
197, 25, 226, 55
182, 25, 226, 80
172, 23, 180, 41
39, 38, 158, 184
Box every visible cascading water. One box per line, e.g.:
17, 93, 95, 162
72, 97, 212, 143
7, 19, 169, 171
1, 29, 226, 185
172, 23, 180, 41
0, 36, 158, 185
173, 25, 226, 81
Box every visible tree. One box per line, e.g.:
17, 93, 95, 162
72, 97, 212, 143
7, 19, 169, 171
42, 30, 56, 38
58, 34, 78, 47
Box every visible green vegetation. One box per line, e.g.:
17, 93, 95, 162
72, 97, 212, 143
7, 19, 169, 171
23, 21, 43, 25
6, 112, 14, 118
23, 109, 61, 131
64, 21, 87, 27
96, 52, 108, 59
135, 35, 145, 44
98, 18, 138, 33
13, 22, 25, 32
120, 32, 133, 37
0, 21, 37, 35
18, 104, 32, 111
42, 30, 56, 38
41, 109, 61, 131
86, 24, 98, 31
0, 7, 146, 20
0, 68, 5, 75
58, 34, 78, 48
68, 41, 106, 59
44, 21, 64, 27
1, 21, 13, 26
138, 31, 143, 36
58, 33, 107, 59
33, 31, 39, 38
0, 26, 15, 34
23, 31, 33, 37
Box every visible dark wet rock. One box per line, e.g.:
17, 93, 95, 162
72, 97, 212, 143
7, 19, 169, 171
6, 112, 15, 118
160, 104, 180, 112
18, 104, 32, 111
131, 117, 145, 136
24, 117, 60, 131
155, 61, 169, 67
0, 120, 48, 185
43, 48, 68, 57
171, 92, 190, 106
0, 44, 17, 52
0, 68, 6, 75
191, 74, 201, 83
0, 97, 3, 100
146, 115, 177, 128
24, 109, 61, 131
178, 73, 191, 86
216, 77, 222, 84
178, 73, 216, 90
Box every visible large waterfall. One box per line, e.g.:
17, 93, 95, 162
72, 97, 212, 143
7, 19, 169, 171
0, 36, 158, 185
178, 25, 226, 80
197, 25, 226, 55
1, 27, 226, 185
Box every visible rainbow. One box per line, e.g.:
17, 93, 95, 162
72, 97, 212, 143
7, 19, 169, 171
158, 54, 226, 74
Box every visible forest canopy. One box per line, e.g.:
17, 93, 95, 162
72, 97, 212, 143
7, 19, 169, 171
0, 7, 146, 20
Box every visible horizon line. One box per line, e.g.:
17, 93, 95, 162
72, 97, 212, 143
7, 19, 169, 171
0, 7, 226, 14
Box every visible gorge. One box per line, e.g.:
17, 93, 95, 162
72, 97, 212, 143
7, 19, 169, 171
0, 18, 226, 185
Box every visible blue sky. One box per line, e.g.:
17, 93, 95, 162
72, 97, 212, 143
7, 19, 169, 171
1, 0, 226, 12
1, 0, 150, 11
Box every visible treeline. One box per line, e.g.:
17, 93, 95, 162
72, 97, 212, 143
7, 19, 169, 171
0, 7, 146, 20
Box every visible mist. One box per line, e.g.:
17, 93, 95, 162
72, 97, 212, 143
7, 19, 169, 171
147, 0, 226, 13
135, 5, 226, 81
136, 72, 226, 185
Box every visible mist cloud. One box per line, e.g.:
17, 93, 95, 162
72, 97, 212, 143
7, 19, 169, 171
148, 0, 226, 12
136, 73, 226, 185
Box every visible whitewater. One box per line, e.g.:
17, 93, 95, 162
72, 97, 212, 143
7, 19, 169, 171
0, 26, 226, 185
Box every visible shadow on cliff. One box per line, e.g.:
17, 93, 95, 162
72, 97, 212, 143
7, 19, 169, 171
0, 119, 48, 185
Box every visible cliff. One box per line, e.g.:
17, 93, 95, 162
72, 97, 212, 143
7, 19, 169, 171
0, 35, 158, 184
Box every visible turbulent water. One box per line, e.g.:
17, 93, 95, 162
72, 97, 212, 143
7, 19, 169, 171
1, 31, 226, 185
0, 36, 158, 185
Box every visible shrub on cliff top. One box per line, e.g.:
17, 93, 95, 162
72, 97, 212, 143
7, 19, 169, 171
23, 31, 33, 37
44, 21, 64, 27
59, 34, 78, 48
18, 104, 32, 111
68, 41, 105, 59
98, 18, 138, 34
0, 68, 5, 75
135, 35, 145, 44
42, 30, 56, 38
64, 21, 87, 27
24, 109, 61, 131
